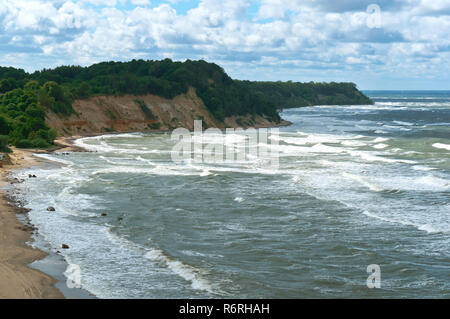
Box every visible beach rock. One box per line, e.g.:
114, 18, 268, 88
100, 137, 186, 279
47, 206, 56, 212
16, 207, 31, 214
62, 244, 69, 249
101, 213, 107, 217
118, 217, 123, 222
11, 178, 22, 184
16, 225, 36, 232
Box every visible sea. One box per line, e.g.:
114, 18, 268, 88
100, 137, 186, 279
12, 91, 450, 298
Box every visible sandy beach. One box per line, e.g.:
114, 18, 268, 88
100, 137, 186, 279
0, 148, 64, 299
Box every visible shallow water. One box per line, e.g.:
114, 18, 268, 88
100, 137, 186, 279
14, 91, 450, 298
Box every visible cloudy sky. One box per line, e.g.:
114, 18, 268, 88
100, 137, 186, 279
1, 0, 449, 89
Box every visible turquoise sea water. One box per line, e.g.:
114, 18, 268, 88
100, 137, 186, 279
14, 91, 450, 298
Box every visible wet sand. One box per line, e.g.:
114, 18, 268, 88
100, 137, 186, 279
0, 148, 64, 298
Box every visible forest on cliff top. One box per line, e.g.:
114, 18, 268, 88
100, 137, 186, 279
0, 59, 373, 149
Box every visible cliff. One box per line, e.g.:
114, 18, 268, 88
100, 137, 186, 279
0, 59, 372, 148
45, 87, 290, 137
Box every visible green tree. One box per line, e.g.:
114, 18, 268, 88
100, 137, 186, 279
0, 135, 11, 153
0, 116, 10, 135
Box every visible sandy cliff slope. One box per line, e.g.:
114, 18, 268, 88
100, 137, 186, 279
46, 87, 288, 136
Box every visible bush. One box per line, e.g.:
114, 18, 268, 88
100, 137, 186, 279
148, 123, 161, 130
0, 135, 11, 153
135, 99, 157, 120
15, 139, 34, 148
30, 138, 51, 148
0, 116, 10, 135
15, 138, 50, 149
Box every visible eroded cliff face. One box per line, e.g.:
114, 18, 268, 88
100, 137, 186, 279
45, 87, 288, 137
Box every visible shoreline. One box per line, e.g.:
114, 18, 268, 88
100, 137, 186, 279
0, 149, 64, 298
0, 121, 292, 299
0, 148, 95, 299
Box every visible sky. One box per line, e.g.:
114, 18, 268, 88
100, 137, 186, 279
0, 0, 449, 90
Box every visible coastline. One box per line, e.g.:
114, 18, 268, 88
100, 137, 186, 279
0, 148, 64, 298
0, 147, 96, 299
0, 120, 292, 299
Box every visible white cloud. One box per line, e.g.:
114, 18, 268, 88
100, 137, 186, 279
129, 0, 150, 6
80, 0, 117, 6
0, 0, 449, 88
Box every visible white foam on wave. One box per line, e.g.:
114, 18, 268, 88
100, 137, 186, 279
341, 172, 384, 192
352, 103, 408, 111
411, 165, 436, 172
347, 150, 416, 164
22, 165, 101, 218
144, 248, 215, 293
291, 169, 449, 234
33, 153, 74, 166
393, 121, 414, 126
260, 142, 313, 156
191, 132, 249, 148
340, 140, 367, 147
185, 162, 280, 176
54, 186, 101, 217
135, 156, 156, 166
296, 171, 449, 234
383, 124, 411, 131
423, 122, 450, 127
74, 138, 117, 152
311, 143, 345, 153
234, 197, 244, 203
271, 132, 362, 147
432, 143, 450, 151
99, 155, 122, 165
108, 133, 144, 139
90, 133, 144, 140
75, 136, 167, 155
92, 165, 202, 176
373, 143, 389, 149
362, 211, 440, 234
416, 175, 449, 190
373, 137, 390, 143
103, 227, 217, 293
263, 132, 368, 157
200, 170, 212, 177
375, 101, 429, 109
292, 176, 301, 183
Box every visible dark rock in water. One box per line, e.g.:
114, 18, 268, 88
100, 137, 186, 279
62, 244, 69, 249
10, 178, 24, 184
28, 174, 37, 178
47, 206, 56, 212
118, 217, 123, 221
101, 213, 107, 217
